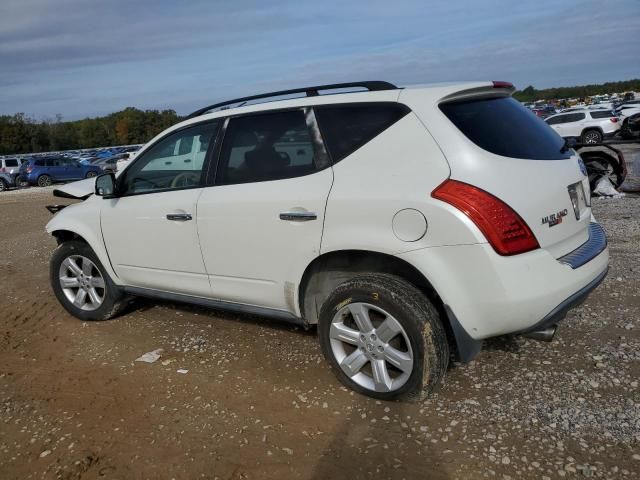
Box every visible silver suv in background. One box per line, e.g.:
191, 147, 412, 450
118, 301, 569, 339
545, 109, 620, 144
0, 157, 25, 189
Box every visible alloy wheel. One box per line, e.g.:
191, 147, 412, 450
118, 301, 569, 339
329, 302, 414, 393
584, 131, 601, 144
38, 176, 52, 187
58, 255, 106, 311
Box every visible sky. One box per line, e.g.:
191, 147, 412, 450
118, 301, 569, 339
1, 0, 639, 120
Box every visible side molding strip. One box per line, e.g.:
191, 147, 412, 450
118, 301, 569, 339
123, 286, 305, 325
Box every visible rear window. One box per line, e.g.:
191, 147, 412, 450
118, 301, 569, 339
440, 96, 570, 160
315, 103, 410, 163
590, 110, 614, 119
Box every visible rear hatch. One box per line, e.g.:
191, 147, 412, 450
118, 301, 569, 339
413, 84, 592, 258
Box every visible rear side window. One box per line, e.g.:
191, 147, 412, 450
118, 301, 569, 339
315, 103, 410, 163
440, 97, 570, 160
590, 111, 613, 119
35, 160, 44, 166
5, 159, 19, 167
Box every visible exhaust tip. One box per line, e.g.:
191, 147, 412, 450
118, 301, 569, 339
522, 326, 557, 342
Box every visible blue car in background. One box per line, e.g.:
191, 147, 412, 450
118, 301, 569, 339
20, 156, 103, 187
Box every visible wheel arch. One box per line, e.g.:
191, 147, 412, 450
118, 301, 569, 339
298, 249, 461, 357
581, 126, 604, 136
51, 229, 88, 245
47, 214, 120, 285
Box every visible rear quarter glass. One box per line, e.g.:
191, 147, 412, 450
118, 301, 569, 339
439, 97, 571, 160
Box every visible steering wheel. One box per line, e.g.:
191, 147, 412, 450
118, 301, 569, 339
171, 171, 201, 188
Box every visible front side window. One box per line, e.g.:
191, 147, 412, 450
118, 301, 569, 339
120, 122, 218, 195
62, 158, 79, 167
216, 110, 317, 185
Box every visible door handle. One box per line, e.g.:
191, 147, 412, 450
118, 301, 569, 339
279, 211, 317, 222
166, 213, 192, 221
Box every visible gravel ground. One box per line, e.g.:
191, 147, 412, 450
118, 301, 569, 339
0, 144, 639, 479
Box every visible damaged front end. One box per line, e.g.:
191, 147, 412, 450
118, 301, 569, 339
45, 177, 96, 214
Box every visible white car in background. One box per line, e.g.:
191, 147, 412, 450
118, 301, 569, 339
45, 80, 608, 400
615, 105, 640, 121
115, 151, 138, 173
545, 110, 620, 143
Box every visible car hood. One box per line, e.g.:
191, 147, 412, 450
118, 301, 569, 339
52, 177, 95, 200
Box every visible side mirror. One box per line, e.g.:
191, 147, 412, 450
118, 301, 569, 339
95, 172, 116, 198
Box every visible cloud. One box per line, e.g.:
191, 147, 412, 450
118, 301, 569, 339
1, 0, 638, 118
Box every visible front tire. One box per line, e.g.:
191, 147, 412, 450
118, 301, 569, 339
38, 174, 52, 187
582, 129, 602, 144
50, 241, 126, 321
318, 273, 449, 401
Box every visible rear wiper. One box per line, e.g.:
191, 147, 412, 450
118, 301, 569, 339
560, 137, 577, 153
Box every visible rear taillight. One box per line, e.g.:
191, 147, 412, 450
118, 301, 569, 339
432, 179, 539, 256
610, 117, 618, 123
26, 166, 33, 173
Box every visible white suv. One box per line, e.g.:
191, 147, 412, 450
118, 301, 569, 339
45, 81, 609, 400
545, 109, 620, 144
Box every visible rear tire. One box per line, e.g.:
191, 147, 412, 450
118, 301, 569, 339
50, 241, 127, 321
318, 273, 449, 401
0, 179, 6, 192
38, 174, 52, 187
86, 171, 98, 178
582, 129, 602, 144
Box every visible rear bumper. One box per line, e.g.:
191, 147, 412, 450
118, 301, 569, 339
518, 267, 607, 334
22, 173, 38, 184
397, 223, 609, 359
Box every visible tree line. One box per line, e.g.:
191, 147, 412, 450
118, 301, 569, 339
0, 107, 181, 155
514, 79, 640, 102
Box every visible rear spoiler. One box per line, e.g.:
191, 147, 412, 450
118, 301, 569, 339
440, 81, 516, 104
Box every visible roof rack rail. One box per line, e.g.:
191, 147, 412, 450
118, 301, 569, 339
185, 81, 398, 119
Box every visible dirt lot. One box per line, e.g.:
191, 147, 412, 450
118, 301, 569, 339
1, 145, 639, 479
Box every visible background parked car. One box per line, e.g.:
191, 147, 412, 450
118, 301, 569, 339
532, 105, 557, 118
0, 157, 25, 184
620, 112, 640, 139
91, 156, 120, 173
544, 110, 620, 143
116, 152, 138, 172
615, 104, 640, 125
19, 156, 103, 187
0, 172, 16, 192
